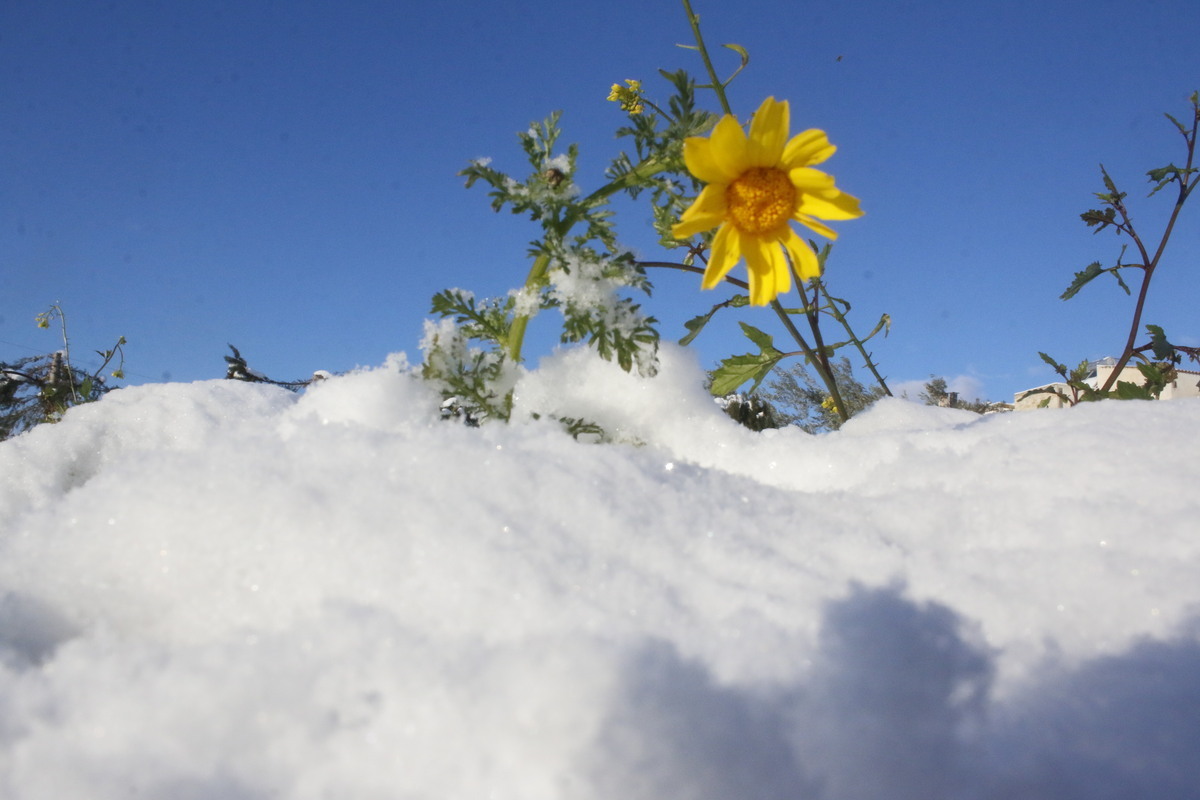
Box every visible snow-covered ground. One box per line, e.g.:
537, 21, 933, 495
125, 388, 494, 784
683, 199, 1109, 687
2, 345, 1198, 800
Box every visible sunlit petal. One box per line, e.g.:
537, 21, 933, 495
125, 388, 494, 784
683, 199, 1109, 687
708, 115, 751, 177
787, 167, 836, 193
672, 184, 729, 238
682, 136, 734, 185
796, 189, 864, 220
782, 129, 836, 168
746, 97, 789, 167
742, 236, 779, 306
765, 240, 793, 298
794, 213, 839, 240
701, 224, 740, 289
783, 227, 822, 281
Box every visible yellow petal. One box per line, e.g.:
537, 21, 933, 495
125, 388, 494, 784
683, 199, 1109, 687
796, 189, 863, 221
682, 136, 730, 185
672, 184, 729, 239
766, 240, 793, 298
707, 114, 751, 178
793, 213, 839, 240
782, 128, 836, 169
701, 224, 742, 289
746, 97, 789, 168
747, 264, 771, 306
742, 235, 783, 305
787, 167, 836, 193
783, 227, 822, 281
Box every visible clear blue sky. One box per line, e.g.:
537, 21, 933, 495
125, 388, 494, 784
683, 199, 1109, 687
4, 0, 1198, 402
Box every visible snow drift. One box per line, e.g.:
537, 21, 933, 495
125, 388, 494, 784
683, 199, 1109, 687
2, 345, 1198, 799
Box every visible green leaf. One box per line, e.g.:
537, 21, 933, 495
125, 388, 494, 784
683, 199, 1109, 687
1163, 111, 1188, 137
709, 352, 783, 396
737, 321, 777, 353
1112, 266, 1132, 295
1060, 262, 1103, 300
1114, 380, 1154, 400
862, 313, 891, 342
1098, 166, 1124, 200
721, 43, 750, 84
1145, 163, 1196, 196
1135, 361, 1172, 396
1038, 351, 1068, 378
677, 295, 748, 346
1080, 207, 1117, 231
1061, 260, 1132, 300
677, 313, 711, 347
709, 321, 784, 396
1146, 324, 1175, 361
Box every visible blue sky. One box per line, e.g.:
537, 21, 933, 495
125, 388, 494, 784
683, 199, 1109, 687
4, 0, 1198, 403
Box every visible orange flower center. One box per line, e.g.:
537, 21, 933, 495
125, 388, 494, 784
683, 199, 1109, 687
726, 167, 796, 236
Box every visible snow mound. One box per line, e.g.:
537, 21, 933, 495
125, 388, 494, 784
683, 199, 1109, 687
2, 347, 1199, 799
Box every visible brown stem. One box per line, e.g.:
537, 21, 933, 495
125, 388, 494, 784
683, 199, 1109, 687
1098, 112, 1198, 394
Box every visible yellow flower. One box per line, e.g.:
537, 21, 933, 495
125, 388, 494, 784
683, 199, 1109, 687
672, 97, 863, 305
607, 79, 644, 115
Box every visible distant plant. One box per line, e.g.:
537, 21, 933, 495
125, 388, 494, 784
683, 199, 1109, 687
759, 357, 886, 433
1035, 92, 1199, 406
223, 344, 322, 391
0, 304, 126, 440
421, 0, 889, 432
715, 393, 784, 432
918, 376, 1008, 414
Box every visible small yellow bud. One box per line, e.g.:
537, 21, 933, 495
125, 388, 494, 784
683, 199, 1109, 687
606, 79, 644, 115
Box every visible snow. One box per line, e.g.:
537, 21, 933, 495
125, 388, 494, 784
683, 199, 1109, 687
2, 344, 1199, 799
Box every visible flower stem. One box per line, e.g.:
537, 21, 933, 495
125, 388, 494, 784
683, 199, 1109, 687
814, 279, 893, 396
681, 0, 734, 116
506, 252, 552, 364
769, 295, 848, 421
639, 260, 853, 422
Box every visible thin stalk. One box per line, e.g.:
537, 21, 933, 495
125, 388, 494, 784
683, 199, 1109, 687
769, 294, 848, 422
1098, 113, 1198, 394
783, 280, 849, 422
506, 252, 552, 363
814, 280, 893, 396
637, 260, 749, 291
45, 304, 80, 404
639, 259, 850, 420
681, 0, 734, 115
577, 156, 666, 216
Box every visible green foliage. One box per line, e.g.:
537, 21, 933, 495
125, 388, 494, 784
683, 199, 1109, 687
424, 104, 672, 426
1060, 257, 1131, 301
679, 294, 750, 346
689, 245, 892, 419
606, 69, 716, 248
1, 306, 126, 440
1028, 350, 1185, 406
1044, 91, 1199, 403
709, 323, 784, 397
